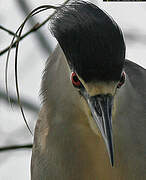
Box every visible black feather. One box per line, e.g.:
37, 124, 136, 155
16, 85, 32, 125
50, 0, 126, 82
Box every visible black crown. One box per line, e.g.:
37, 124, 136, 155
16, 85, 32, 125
50, 1, 126, 82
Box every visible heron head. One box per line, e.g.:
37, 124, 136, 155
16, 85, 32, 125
50, 0, 126, 166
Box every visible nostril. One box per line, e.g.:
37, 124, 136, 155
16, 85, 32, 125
94, 101, 102, 117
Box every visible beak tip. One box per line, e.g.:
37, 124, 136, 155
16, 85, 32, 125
110, 156, 114, 167
106, 139, 114, 167
109, 146, 114, 167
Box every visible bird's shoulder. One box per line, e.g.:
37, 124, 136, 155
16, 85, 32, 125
124, 59, 146, 97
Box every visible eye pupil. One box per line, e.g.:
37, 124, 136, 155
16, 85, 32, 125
73, 76, 79, 82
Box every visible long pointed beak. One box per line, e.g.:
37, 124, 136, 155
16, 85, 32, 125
87, 94, 114, 166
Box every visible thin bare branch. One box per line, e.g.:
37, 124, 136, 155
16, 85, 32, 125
0, 144, 32, 152
0, 0, 70, 56
0, 25, 18, 37
0, 88, 39, 112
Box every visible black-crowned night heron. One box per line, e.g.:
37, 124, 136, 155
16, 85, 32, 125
31, 1, 146, 179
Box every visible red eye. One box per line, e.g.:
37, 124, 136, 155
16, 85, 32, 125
71, 72, 82, 88
117, 72, 126, 88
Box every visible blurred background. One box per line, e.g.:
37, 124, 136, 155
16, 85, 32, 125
0, 0, 146, 179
